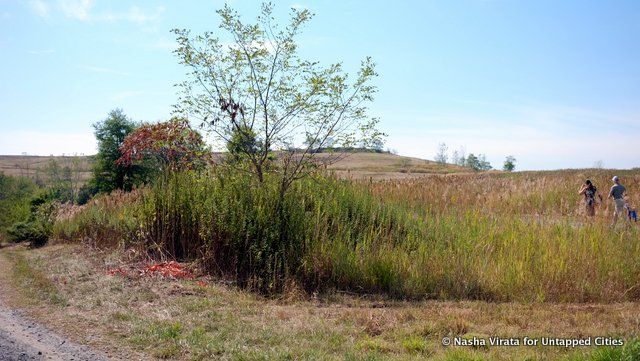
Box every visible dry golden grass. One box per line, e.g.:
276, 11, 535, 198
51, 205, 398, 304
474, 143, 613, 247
0, 155, 93, 183
326, 152, 467, 179
2, 244, 640, 360
52, 168, 640, 302
364, 169, 640, 219
0, 152, 465, 184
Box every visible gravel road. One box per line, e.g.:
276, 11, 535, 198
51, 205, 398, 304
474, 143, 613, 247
0, 301, 107, 361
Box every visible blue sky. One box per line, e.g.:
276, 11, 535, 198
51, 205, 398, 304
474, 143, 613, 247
1, 0, 639, 170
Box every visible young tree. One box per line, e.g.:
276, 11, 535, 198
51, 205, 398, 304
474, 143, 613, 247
226, 124, 262, 161
592, 160, 604, 169
456, 146, 467, 166
92, 109, 141, 192
172, 3, 383, 192
367, 138, 385, 152
45, 159, 73, 203
117, 118, 210, 172
477, 154, 492, 171
503, 155, 516, 172
435, 142, 448, 164
450, 150, 459, 166
465, 153, 479, 170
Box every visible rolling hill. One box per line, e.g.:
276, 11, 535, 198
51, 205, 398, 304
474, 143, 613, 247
0, 151, 467, 183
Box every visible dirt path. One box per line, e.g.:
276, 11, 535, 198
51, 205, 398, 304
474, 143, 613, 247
0, 294, 108, 361
0, 246, 110, 361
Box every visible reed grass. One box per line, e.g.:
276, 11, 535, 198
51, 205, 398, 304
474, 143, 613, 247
53, 168, 640, 301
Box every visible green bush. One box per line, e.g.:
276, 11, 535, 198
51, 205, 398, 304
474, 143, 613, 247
53, 169, 420, 294
53, 190, 141, 249
0, 174, 39, 242
6, 188, 59, 247
136, 171, 311, 292
128, 170, 430, 295
6, 221, 49, 247
76, 181, 100, 205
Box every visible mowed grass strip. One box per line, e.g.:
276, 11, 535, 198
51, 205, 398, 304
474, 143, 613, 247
2, 244, 640, 360
2, 248, 68, 307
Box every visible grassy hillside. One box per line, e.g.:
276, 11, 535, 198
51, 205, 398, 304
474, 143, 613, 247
0, 152, 466, 183
53, 168, 640, 302
4, 156, 640, 359
0, 155, 93, 184
324, 152, 467, 179
9, 167, 640, 360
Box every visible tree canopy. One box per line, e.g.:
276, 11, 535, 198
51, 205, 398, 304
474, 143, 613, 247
466, 153, 492, 171
117, 117, 210, 172
92, 109, 151, 192
172, 3, 384, 189
503, 155, 516, 172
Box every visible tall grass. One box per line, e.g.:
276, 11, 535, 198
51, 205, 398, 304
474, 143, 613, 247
0, 174, 39, 242
54, 168, 640, 301
53, 190, 141, 249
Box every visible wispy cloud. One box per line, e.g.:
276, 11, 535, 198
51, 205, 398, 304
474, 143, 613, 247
119, 6, 165, 24
28, 1, 164, 25
28, 0, 50, 19
58, 0, 93, 20
151, 38, 177, 51
92, 5, 165, 24
27, 49, 55, 55
110, 90, 144, 101
78, 65, 130, 76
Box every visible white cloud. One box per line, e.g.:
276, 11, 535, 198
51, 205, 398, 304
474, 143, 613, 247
27, 49, 55, 55
30, 1, 164, 25
28, 0, 50, 19
125, 5, 165, 23
78, 65, 130, 76
96, 5, 165, 23
110, 90, 144, 101
58, 0, 93, 21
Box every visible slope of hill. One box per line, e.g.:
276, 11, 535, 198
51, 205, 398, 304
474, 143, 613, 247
0, 155, 93, 184
0, 152, 466, 183
324, 152, 467, 179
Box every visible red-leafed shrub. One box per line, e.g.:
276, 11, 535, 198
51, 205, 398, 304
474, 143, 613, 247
117, 118, 210, 172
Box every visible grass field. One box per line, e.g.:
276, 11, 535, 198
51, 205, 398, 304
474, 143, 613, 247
0, 155, 93, 184
53, 167, 640, 302
2, 244, 640, 360
0, 151, 465, 184
3, 153, 640, 359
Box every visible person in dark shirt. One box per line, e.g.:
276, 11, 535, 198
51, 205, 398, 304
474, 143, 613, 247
578, 179, 601, 217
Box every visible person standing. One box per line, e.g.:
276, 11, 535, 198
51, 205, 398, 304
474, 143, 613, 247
608, 176, 627, 226
579, 179, 601, 217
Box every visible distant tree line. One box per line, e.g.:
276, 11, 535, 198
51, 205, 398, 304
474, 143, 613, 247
435, 142, 516, 172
